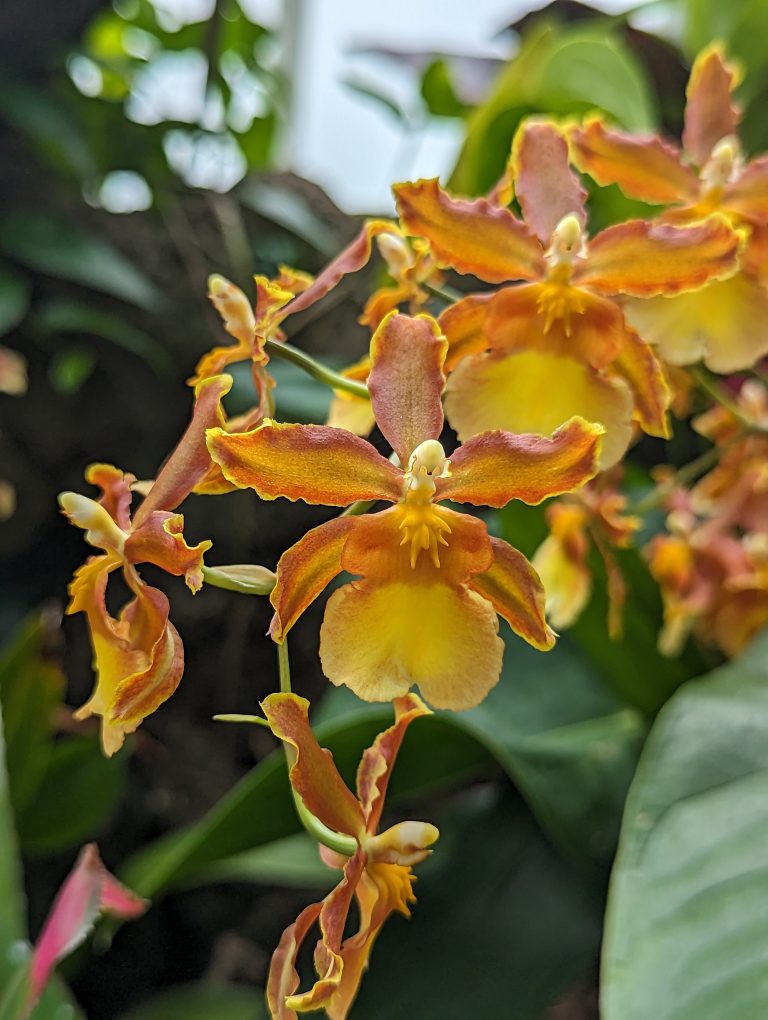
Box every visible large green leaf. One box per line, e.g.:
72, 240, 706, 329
602, 631, 768, 1020
0, 212, 161, 311
0, 265, 30, 336
451, 23, 655, 196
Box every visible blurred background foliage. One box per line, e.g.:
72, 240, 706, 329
1, 0, 768, 1017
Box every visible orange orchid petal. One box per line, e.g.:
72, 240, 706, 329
320, 507, 503, 710
569, 116, 698, 205
356, 693, 431, 832
514, 119, 587, 243
124, 511, 211, 592
437, 416, 602, 507
368, 312, 446, 464
471, 537, 555, 650
84, 463, 134, 529
437, 293, 492, 370
262, 693, 365, 837
70, 560, 183, 755
207, 421, 403, 505
683, 44, 741, 167
267, 901, 324, 1020
134, 374, 232, 524
394, 178, 544, 283
269, 516, 355, 641
724, 156, 768, 225
482, 283, 626, 370
444, 349, 632, 470
359, 282, 412, 329
326, 355, 374, 436
610, 326, 670, 437
281, 220, 400, 318
108, 568, 184, 727
622, 270, 768, 372
576, 215, 741, 297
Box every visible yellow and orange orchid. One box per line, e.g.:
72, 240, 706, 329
59, 374, 230, 755
208, 311, 604, 710
571, 44, 768, 372
264, 691, 437, 1020
532, 474, 640, 639
394, 119, 743, 468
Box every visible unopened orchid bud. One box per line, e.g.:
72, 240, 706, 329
59, 492, 127, 554
376, 232, 414, 277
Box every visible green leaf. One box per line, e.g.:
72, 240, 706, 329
451, 23, 655, 196
420, 59, 468, 118
237, 182, 339, 257
192, 832, 334, 889
0, 615, 64, 818
0, 212, 161, 311
117, 982, 267, 1020
33, 299, 172, 374
354, 787, 602, 1018
17, 737, 126, 856
0, 266, 30, 336
48, 347, 98, 394
602, 631, 768, 1020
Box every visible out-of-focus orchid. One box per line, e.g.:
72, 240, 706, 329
394, 120, 741, 468
571, 45, 768, 372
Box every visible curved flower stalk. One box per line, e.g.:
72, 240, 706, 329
208, 311, 604, 710
59, 374, 230, 754
263, 692, 437, 1020
532, 473, 640, 639
394, 119, 743, 468
571, 44, 768, 372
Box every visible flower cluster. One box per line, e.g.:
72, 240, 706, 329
57, 42, 768, 1018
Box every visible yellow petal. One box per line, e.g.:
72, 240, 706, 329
622, 271, 768, 372
444, 349, 634, 470
531, 534, 592, 630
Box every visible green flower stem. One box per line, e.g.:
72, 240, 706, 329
423, 281, 462, 304
692, 367, 768, 433
276, 640, 358, 858
265, 338, 369, 399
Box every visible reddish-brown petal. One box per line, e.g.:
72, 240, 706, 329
683, 44, 741, 167
262, 693, 366, 836
394, 178, 544, 283
356, 694, 431, 832
85, 463, 134, 529
610, 326, 670, 437
438, 293, 493, 370
124, 511, 211, 592
514, 119, 587, 243
269, 517, 355, 641
207, 421, 403, 505
134, 374, 231, 525
368, 312, 446, 464
576, 215, 741, 297
281, 220, 400, 318
570, 116, 698, 205
266, 901, 323, 1020
437, 417, 603, 507
471, 537, 554, 650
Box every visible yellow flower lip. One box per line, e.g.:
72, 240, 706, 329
58, 491, 127, 554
